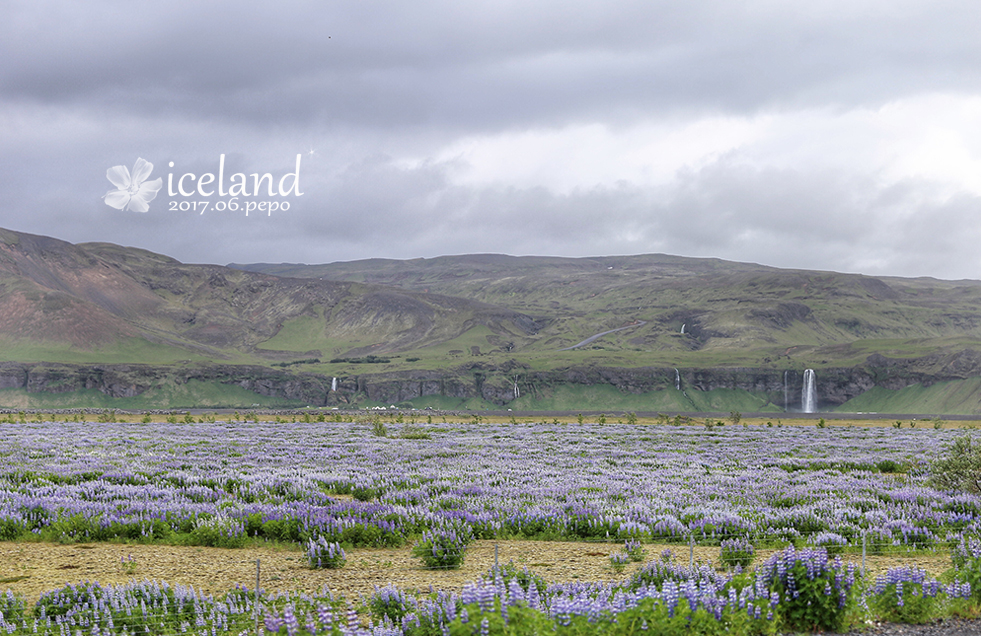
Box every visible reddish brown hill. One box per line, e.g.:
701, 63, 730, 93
0, 228, 541, 360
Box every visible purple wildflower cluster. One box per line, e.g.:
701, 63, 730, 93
411, 522, 472, 569
809, 531, 848, 555
368, 585, 418, 625
262, 600, 397, 636
872, 566, 969, 603
0, 579, 252, 635
755, 546, 858, 631
869, 566, 972, 624
0, 420, 973, 554
719, 536, 754, 568
950, 534, 981, 601
952, 534, 981, 567
445, 557, 776, 631
608, 550, 631, 573
0, 420, 978, 633
307, 536, 346, 569
623, 538, 646, 562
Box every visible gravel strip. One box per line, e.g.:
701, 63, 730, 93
840, 618, 981, 636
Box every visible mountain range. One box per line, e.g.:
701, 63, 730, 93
2, 227, 981, 413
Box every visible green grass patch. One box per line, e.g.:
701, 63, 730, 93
836, 378, 981, 415
480, 384, 782, 413
0, 380, 304, 410
256, 312, 329, 352
0, 336, 217, 365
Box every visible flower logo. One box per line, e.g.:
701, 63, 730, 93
103, 157, 163, 213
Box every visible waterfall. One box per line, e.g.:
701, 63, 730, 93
512, 375, 520, 399
680, 323, 686, 334
674, 368, 681, 391
801, 369, 817, 413
783, 370, 790, 411
331, 377, 337, 392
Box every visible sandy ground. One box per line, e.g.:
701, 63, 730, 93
0, 540, 954, 606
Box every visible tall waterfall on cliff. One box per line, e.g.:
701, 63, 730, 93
802, 369, 817, 413
331, 377, 337, 392
674, 368, 681, 391
680, 323, 686, 334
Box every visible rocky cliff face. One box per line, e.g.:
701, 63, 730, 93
4, 349, 975, 411
0, 362, 334, 404
340, 349, 981, 409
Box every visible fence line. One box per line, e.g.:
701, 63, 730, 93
0, 533, 968, 636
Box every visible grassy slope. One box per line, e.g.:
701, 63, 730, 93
235, 255, 981, 372
0, 379, 304, 409
836, 378, 981, 415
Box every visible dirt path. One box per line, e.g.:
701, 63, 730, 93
0, 540, 953, 605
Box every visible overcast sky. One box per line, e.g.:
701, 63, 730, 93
3, 1, 981, 279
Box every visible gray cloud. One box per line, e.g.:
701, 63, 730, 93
2, 1, 981, 279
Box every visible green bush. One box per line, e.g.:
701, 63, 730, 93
413, 524, 473, 569
719, 537, 754, 569
868, 566, 942, 624
307, 536, 346, 569
0, 590, 26, 624
261, 516, 303, 542
0, 517, 25, 540
931, 435, 981, 494
368, 585, 417, 625
952, 535, 981, 600
187, 516, 247, 548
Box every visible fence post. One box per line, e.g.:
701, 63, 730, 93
689, 534, 694, 569
495, 543, 499, 570
255, 558, 261, 636
861, 533, 866, 578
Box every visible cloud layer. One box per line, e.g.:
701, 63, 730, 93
3, 1, 981, 278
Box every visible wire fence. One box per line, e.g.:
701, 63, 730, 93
0, 532, 968, 636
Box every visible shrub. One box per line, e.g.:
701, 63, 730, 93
626, 555, 726, 593
624, 538, 647, 562
188, 515, 247, 548
412, 523, 472, 569
868, 566, 945, 624
307, 536, 346, 569
609, 551, 630, 573
368, 584, 417, 624
398, 425, 431, 440
810, 531, 848, 555
931, 435, 981, 495
0, 590, 26, 624
756, 546, 858, 633
0, 517, 24, 541
719, 536, 755, 568
491, 562, 548, 596
952, 535, 981, 600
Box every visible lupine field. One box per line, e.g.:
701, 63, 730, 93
1, 416, 981, 634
